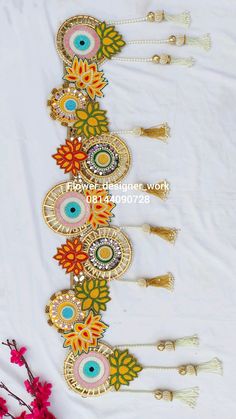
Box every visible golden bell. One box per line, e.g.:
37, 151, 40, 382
152, 55, 160, 64
178, 366, 187, 375
154, 390, 163, 400
157, 341, 165, 351
147, 11, 155, 22
168, 35, 177, 45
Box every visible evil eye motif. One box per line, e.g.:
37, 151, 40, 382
82, 227, 132, 280
64, 343, 113, 396
48, 85, 88, 126
56, 16, 103, 65
42, 182, 91, 236
73, 352, 110, 389
80, 134, 131, 185
46, 290, 85, 332
55, 191, 90, 228
64, 25, 101, 59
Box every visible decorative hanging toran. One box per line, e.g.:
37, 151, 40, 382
43, 8, 222, 407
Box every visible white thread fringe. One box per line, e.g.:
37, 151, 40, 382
176, 335, 199, 348
171, 56, 195, 67
173, 387, 199, 408
186, 34, 211, 51
164, 11, 191, 27
196, 358, 223, 375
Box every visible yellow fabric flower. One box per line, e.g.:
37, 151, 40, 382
63, 311, 108, 355
109, 349, 143, 391
64, 57, 108, 100
74, 102, 109, 138
75, 278, 111, 313
85, 188, 115, 230
96, 22, 126, 59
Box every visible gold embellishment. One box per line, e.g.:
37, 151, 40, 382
80, 226, 132, 281
45, 289, 85, 333
138, 273, 174, 290
79, 133, 131, 185
155, 390, 173, 401
178, 364, 197, 376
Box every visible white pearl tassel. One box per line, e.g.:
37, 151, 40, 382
119, 387, 199, 408
127, 34, 211, 51
175, 334, 199, 348
172, 387, 199, 408
164, 11, 191, 28
170, 56, 195, 67
111, 54, 195, 67
196, 358, 223, 375
107, 10, 191, 28
157, 335, 199, 351
186, 33, 211, 51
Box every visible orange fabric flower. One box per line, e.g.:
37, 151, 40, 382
52, 138, 87, 176
53, 238, 88, 275
63, 311, 108, 355
85, 189, 115, 229
64, 57, 108, 100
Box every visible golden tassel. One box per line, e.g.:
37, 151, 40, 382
142, 224, 178, 243
138, 123, 170, 141
138, 273, 174, 290
142, 180, 170, 200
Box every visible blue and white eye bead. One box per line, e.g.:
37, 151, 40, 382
55, 191, 90, 228
73, 351, 110, 389
64, 25, 101, 59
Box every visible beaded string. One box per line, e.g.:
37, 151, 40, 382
111, 55, 195, 67
107, 17, 147, 25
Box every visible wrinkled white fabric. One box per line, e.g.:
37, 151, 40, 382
0, 0, 235, 418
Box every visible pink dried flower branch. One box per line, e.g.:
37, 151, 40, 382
0, 340, 56, 419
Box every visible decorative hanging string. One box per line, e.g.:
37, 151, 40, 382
178, 358, 223, 376
119, 387, 199, 408
111, 123, 170, 142
111, 54, 195, 67
115, 334, 199, 350
141, 224, 179, 243
157, 335, 199, 351
121, 224, 178, 244
141, 180, 170, 200
140, 358, 223, 376
127, 34, 211, 51
116, 272, 175, 291
107, 10, 191, 28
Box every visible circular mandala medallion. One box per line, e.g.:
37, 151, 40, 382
82, 226, 132, 280
42, 182, 90, 236
48, 85, 88, 126
64, 343, 113, 396
45, 290, 85, 332
80, 134, 131, 185
56, 16, 104, 65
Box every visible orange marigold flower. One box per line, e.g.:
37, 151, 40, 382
53, 238, 88, 275
64, 57, 108, 100
63, 311, 108, 355
52, 138, 87, 176
85, 189, 116, 229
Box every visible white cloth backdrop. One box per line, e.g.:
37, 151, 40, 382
0, 0, 236, 417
